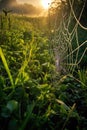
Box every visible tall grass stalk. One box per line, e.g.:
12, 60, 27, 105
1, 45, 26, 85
18, 102, 35, 130
15, 38, 35, 85
78, 69, 87, 87
62, 103, 76, 130
0, 47, 14, 88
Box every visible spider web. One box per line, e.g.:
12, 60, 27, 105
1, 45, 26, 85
49, 0, 87, 74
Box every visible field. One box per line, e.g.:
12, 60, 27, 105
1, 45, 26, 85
0, 11, 87, 130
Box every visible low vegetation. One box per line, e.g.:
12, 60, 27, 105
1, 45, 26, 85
0, 2, 87, 130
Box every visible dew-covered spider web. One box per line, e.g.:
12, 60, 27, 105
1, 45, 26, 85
49, 0, 87, 74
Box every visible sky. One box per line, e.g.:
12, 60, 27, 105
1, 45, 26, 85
17, 0, 42, 7
16, 0, 54, 16
16, 0, 48, 16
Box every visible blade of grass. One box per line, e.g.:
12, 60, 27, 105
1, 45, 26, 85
0, 47, 14, 88
18, 102, 35, 130
62, 103, 76, 130
78, 69, 87, 87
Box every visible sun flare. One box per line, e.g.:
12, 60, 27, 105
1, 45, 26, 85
41, 0, 52, 9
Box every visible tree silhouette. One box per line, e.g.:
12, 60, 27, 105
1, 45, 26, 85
3, 9, 12, 16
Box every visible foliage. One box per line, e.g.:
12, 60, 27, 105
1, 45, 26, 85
0, 11, 87, 130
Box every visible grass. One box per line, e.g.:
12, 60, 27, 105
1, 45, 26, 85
78, 69, 87, 87
0, 47, 14, 88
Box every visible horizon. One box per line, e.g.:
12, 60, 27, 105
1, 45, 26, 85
17, 0, 46, 8
0, 0, 50, 16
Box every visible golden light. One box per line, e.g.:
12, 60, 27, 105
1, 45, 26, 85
41, 0, 52, 9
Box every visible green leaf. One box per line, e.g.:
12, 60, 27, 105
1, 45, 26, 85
6, 100, 18, 112
56, 99, 70, 111
8, 119, 18, 130
1, 107, 11, 118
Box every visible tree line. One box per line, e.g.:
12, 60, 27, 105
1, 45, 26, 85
0, 0, 42, 16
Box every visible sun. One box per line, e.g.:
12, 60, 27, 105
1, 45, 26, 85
41, 0, 52, 9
